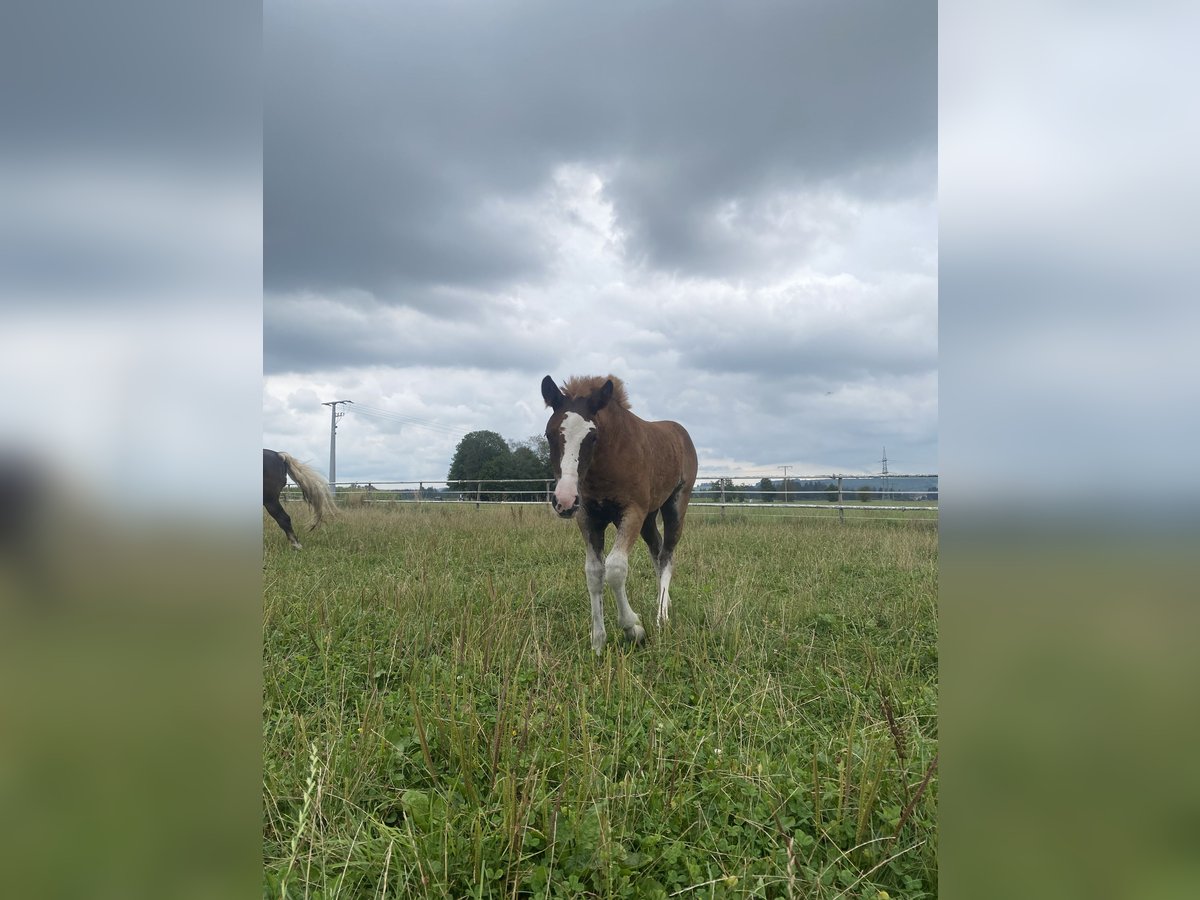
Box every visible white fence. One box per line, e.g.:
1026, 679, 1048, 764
282, 474, 938, 523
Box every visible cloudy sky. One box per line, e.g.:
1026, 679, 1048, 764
263, 0, 937, 486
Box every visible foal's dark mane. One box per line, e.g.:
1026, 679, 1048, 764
560, 375, 632, 411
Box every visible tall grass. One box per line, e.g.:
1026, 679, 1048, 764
263, 504, 937, 898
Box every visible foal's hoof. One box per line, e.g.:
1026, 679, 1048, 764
621, 624, 647, 646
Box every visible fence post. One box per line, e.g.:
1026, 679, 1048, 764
476, 480, 482, 510
720, 480, 726, 520
419, 481, 423, 505
837, 476, 844, 524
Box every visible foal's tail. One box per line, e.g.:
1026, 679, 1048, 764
278, 452, 337, 529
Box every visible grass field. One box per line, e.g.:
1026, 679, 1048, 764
263, 503, 938, 899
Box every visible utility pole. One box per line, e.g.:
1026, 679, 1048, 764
880, 446, 889, 501
322, 400, 353, 491
780, 465, 791, 504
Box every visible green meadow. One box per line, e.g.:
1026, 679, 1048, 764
263, 503, 937, 899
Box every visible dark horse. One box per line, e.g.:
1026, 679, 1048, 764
541, 375, 698, 654
263, 449, 336, 549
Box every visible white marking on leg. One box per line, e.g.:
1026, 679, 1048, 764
585, 542, 606, 654
605, 548, 645, 644
554, 412, 595, 510
656, 559, 674, 626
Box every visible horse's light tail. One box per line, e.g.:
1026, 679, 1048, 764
277, 452, 337, 530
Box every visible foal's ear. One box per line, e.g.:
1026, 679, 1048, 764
541, 375, 565, 410
588, 379, 614, 414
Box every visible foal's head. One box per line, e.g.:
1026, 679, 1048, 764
541, 375, 615, 518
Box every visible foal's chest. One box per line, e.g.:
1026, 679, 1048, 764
582, 497, 625, 527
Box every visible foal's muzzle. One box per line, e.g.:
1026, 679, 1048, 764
552, 476, 581, 518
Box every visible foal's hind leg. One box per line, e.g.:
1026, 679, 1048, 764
265, 496, 302, 549
640, 510, 666, 617
656, 488, 691, 625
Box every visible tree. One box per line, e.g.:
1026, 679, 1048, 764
511, 435, 551, 472
446, 431, 556, 502
447, 431, 511, 497
757, 477, 776, 502
507, 440, 552, 501
478, 454, 511, 501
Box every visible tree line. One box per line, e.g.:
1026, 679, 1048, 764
696, 478, 844, 503
696, 478, 936, 503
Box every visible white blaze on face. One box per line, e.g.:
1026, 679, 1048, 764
554, 411, 595, 509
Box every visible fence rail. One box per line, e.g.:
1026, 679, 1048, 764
280, 474, 938, 522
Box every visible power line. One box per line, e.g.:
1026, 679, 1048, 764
348, 404, 464, 435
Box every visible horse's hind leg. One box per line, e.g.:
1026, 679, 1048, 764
656, 487, 691, 625
640, 511, 667, 621
265, 496, 302, 549
640, 511, 664, 574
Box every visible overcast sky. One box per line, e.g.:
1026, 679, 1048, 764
263, 0, 937, 485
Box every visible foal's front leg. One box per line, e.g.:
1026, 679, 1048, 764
606, 510, 647, 647
579, 517, 608, 654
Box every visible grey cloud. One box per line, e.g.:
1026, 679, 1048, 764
680, 320, 936, 381
265, 145, 552, 301
266, 0, 936, 296
624, 368, 935, 476
263, 293, 555, 375
624, 272, 937, 382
